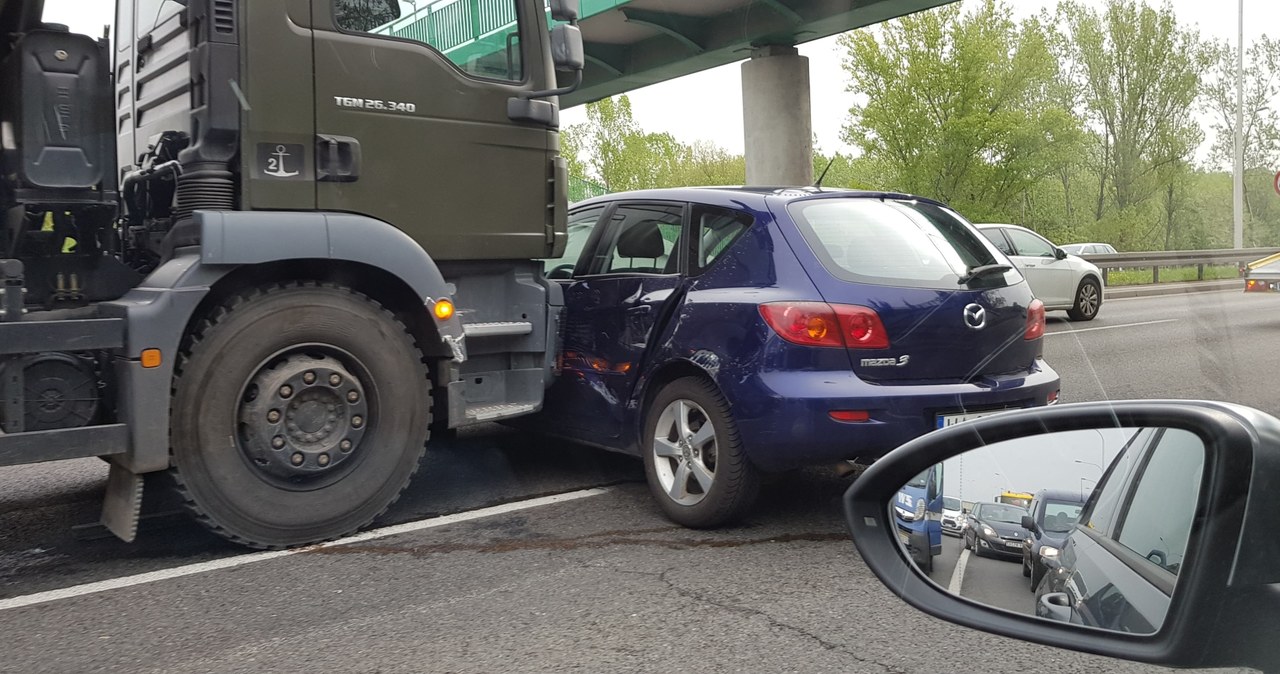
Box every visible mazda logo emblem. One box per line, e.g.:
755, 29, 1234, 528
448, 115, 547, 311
963, 304, 986, 330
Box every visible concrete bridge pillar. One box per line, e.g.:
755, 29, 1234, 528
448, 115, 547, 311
742, 45, 813, 187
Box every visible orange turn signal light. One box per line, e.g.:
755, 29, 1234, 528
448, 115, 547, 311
433, 299, 455, 321
140, 349, 162, 369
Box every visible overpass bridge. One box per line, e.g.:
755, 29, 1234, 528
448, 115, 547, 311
381, 0, 953, 184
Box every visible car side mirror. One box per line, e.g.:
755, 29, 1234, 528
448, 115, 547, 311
842, 400, 1280, 672
1020, 514, 1035, 531
1054, 247, 1068, 260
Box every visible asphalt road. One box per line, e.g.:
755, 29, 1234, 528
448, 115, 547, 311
0, 289, 1263, 673
926, 533, 1036, 617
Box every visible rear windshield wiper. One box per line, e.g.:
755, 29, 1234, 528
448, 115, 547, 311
958, 263, 1013, 285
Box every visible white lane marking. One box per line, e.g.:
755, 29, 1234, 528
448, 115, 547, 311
0, 487, 610, 613
948, 547, 970, 595
1045, 318, 1176, 336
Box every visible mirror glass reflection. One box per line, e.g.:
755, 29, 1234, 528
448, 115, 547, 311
890, 427, 1205, 634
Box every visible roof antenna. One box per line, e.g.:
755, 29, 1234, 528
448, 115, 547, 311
813, 155, 837, 189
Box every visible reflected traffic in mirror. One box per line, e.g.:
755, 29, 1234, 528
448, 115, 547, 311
891, 427, 1205, 634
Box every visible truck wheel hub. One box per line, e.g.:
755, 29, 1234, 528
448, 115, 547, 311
238, 353, 369, 484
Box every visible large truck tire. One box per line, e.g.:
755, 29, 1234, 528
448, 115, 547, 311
169, 281, 432, 548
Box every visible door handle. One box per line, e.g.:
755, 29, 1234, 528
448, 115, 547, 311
316, 134, 362, 183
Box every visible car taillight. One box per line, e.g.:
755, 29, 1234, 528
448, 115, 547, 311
759, 302, 890, 350
1024, 299, 1045, 340
758, 302, 844, 347
835, 305, 890, 349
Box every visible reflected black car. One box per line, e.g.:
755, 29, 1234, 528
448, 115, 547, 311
1020, 489, 1087, 591
1035, 428, 1204, 632
963, 502, 1029, 560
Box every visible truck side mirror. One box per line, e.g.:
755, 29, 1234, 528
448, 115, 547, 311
1021, 514, 1036, 531
550, 24, 584, 72
550, 0, 581, 22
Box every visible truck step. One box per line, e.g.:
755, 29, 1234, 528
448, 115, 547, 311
0, 424, 127, 467
463, 321, 533, 338
464, 401, 538, 422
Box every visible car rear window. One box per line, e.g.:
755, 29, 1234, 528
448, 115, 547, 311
787, 198, 1015, 290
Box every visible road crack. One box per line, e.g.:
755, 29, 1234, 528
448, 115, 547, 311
306, 529, 849, 557
656, 567, 909, 674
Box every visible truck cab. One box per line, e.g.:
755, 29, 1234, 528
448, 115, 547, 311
0, 0, 584, 548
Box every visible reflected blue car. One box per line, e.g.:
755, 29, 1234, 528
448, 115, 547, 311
529, 187, 1061, 528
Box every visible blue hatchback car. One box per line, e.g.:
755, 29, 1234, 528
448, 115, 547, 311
533, 187, 1060, 527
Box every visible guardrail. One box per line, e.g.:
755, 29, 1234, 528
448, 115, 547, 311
1079, 248, 1280, 284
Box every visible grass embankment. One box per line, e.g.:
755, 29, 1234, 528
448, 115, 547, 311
1106, 264, 1238, 287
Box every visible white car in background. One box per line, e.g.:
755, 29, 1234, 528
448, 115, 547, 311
1060, 242, 1118, 256
977, 224, 1105, 322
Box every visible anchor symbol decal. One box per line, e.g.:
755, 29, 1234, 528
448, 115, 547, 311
264, 144, 300, 178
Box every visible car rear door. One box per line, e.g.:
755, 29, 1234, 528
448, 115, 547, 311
774, 197, 1041, 385
547, 202, 688, 441
1004, 228, 1075, 307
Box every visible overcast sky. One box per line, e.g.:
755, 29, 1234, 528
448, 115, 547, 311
939, 428, 1138, 506
47, 0, 1278, 156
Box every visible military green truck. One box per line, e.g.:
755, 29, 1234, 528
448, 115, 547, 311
0, 0, 584, 548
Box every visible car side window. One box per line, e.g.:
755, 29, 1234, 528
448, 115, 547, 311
693, 205, 752, 274
1079, 428, 1151, 536
980, 228, 1014, 256
586, 203, 684, 276
334, 0, 524, 82
1113, 429, 1204, 576
1005, 228, 1056, 258
544, 206, 606, 279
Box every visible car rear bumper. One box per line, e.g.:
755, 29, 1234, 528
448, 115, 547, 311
729, 359, 1061, 471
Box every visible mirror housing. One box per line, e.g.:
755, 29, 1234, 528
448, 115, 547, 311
507, 18, 585, 122
1020, 514, 1035, 531
843, 400, 1280, 672
549, 0, 581, 22
550, 24, 585, 72
1054, 247, 1068, 260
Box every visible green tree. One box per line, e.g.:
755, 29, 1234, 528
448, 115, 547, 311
838, 0, 1082, 221
1203, 35, 1280, 234
561, 95, 686, 191
1054, 0, 1207, 217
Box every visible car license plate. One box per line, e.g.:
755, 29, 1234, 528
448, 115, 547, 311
897, 529, 911, 545
936, 410, 1006, 429
1007, 541, 1022, 549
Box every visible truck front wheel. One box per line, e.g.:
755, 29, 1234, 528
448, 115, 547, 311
170, 282, 431, 548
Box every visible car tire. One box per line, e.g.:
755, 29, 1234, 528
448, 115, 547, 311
1031, 560, 1046, 591
921, 547, 934, 575
642, 376, 760, 528
971, 536, 984, 558
169, 282, 431, 549
1067, 278, 1102, 321
1022, 555, 1031, 578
